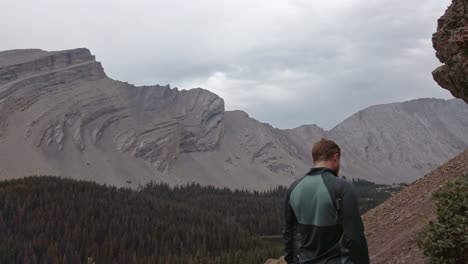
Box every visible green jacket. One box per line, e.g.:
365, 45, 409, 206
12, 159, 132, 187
283, 167, 370, 264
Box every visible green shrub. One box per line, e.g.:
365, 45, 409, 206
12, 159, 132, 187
416, 177, 468, 264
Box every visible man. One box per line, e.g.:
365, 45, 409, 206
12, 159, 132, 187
283, 138, 370, 264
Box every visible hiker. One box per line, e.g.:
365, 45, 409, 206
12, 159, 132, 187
283, 138, 370, 264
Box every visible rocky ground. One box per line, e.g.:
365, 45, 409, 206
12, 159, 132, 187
364, 149, 468, 263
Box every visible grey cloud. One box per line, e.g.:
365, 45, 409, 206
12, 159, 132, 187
0, 0, 453, 129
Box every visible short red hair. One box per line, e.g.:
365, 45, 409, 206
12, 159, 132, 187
312, 138, 341, 162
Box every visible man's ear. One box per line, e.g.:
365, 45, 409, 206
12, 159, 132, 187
333, 152, 340, 161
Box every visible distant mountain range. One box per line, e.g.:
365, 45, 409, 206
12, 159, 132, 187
0, 48, 467, 189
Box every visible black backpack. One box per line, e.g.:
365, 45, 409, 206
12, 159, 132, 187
333, 177, 344, 227
334, 177, 344, 212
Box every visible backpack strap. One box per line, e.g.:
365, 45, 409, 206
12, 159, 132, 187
334, 177, 344, 212
320, 170, 344, 213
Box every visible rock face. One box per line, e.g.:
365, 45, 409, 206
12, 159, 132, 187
0, 48, 467, 189
432, 0, 468, 103
169, 98, 468, 188
0, 48, 224, 186
172, 110, 313, 189
326, 98, 468, 183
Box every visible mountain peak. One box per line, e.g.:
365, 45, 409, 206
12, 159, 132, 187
0, 48, 106, 86
0, 48, 225, 186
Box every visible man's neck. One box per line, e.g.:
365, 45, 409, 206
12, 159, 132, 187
313, 162, 334, 170
312, 162, 338, 176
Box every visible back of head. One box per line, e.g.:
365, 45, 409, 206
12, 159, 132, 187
312, 138, 341, 163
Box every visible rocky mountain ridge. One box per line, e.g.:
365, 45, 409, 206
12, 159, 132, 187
325, 98, 468, 183
0, 48, 224, 186
0, 48, 467, 189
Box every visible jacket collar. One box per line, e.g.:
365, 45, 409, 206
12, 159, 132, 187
306, 167, 338, 176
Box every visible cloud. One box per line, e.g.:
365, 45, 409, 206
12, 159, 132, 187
0, 0, 453, 129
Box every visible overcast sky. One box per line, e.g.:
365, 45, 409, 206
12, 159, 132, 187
1, 0, 453, 129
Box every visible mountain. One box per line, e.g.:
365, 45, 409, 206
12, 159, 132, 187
0, 48, 224, 187
168, 110, 311, 189
432, 0, 468, 103
363, 149, 468, 263
325, 98, 468, 183
0, 48, 467, 189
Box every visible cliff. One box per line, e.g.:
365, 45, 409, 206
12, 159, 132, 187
432, 0, 468, 103
0, 48, 224, 186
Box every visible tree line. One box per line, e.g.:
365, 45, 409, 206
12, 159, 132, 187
0, 176, 404, 263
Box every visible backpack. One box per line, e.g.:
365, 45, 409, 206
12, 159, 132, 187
334, 177, 344, 212
333, 177, 345, 228
321, 169, 344, 213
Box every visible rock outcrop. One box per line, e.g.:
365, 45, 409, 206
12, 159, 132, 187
432, 0, 468, 103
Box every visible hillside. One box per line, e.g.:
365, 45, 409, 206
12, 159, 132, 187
0, 48, 467, 189
325, 98, 468, 183
363, 149, 468, 263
